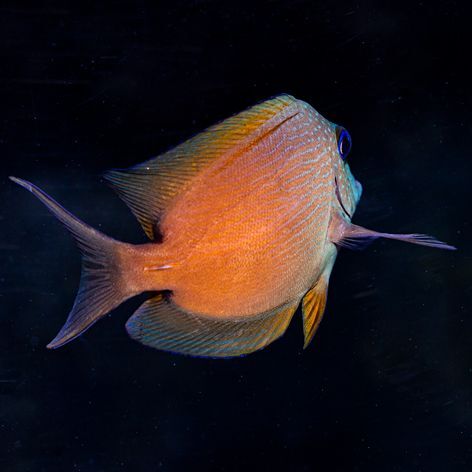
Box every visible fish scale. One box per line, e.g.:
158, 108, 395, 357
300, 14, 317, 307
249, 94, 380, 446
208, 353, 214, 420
10, 94, 455, 356
158, 104, 334, 317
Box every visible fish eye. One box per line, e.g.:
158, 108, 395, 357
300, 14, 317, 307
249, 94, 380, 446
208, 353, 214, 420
336, 127, 352, 160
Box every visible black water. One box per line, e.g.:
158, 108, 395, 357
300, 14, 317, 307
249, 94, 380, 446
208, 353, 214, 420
1, 2, 471, 471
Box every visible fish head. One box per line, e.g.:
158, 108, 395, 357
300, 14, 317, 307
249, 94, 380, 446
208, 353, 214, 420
322, 120, 455, 251
329, 124, 362, 220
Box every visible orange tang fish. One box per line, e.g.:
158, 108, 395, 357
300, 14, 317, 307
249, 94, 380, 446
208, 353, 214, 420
10, 95, 455, 357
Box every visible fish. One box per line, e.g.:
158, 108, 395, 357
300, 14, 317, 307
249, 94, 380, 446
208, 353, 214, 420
10, 94, 455, 357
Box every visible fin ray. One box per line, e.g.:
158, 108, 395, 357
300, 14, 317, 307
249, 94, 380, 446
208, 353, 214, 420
338, 226, 456, 251
330, 211, 456, 251
10, 177, 131, 348
104, 94, 298, 239
126, 294, 299, 358
302, 276, 329, 349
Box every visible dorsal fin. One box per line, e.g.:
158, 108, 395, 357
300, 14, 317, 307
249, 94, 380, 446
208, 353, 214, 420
302, 276, 329, 349
125, 293, 299, 358
104, 94, 298, 239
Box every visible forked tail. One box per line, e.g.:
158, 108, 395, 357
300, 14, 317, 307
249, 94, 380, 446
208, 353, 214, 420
10, 177, 132, 348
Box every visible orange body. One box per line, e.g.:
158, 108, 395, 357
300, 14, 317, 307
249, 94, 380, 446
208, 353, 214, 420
125, 100, 336, 317
11, 94, 453, 356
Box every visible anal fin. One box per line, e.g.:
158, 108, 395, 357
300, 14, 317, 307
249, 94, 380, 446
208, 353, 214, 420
302, 276, 329, 349
126, 294, 299, 358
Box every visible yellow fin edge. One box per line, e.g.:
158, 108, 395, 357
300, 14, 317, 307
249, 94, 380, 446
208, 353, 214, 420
302, 276, 329, 349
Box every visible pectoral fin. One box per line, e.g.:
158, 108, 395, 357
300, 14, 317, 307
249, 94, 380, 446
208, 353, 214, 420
329, 211, 456, 251
302, 276, 329, 349
126, 293, 299, 358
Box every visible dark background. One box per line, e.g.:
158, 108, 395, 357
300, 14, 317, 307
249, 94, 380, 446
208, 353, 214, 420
0, 1, 471, 471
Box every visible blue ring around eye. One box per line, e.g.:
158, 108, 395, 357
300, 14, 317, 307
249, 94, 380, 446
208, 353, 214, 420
338, 129, 352, 160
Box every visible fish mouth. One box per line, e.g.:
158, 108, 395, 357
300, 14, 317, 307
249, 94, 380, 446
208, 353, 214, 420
334, 177, 352, 219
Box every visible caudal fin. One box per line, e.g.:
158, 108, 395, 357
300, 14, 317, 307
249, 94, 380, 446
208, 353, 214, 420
10, 177, 131, 349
